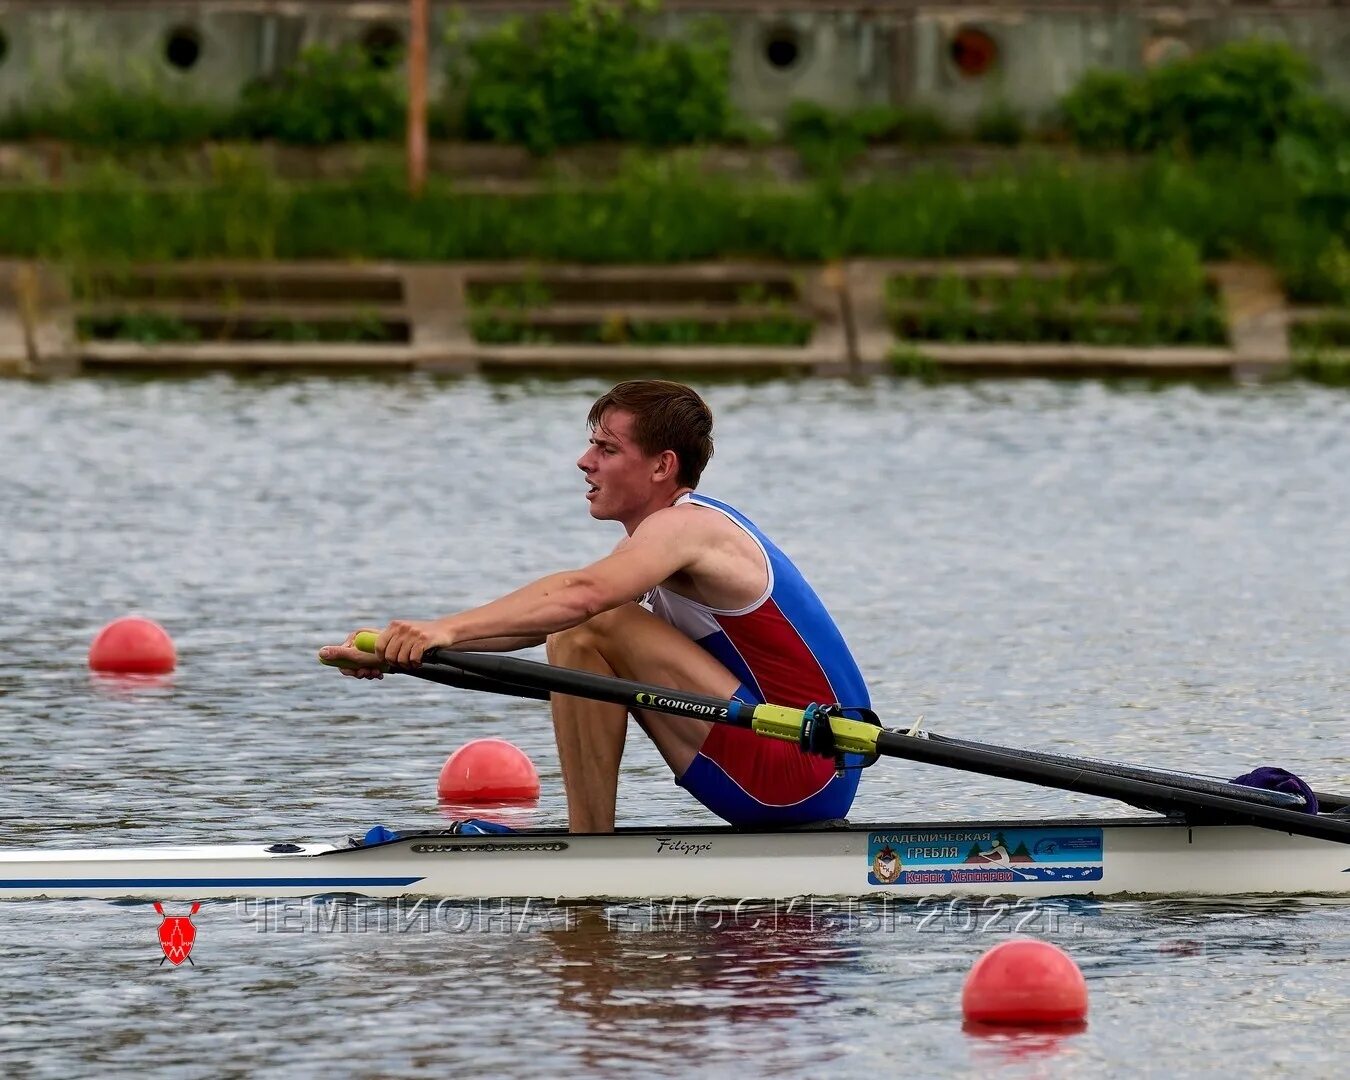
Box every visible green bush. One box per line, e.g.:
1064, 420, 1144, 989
460, 0, 730, 153
1062, 39, 1340, 157
1276, 110, 1350, 229
0, 73, 233, 145
1146, 40, 1313, 156
783, 102, 868, 177
1059, 71, 1149, 151
1105, 227, 1207, 306
238, 45, 404, 144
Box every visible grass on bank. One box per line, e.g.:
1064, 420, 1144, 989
1289, 311, 1350, 384
76, 312, 404, 344
0, 154, 1306, 263
469, 315, 811, 346
465, 275, 811, 346
885, 231, 1228, 347
1, 154, 1339, 293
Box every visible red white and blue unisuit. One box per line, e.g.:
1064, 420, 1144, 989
645, 493, 871, 827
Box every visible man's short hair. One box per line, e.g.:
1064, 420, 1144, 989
587, 380, 714, 488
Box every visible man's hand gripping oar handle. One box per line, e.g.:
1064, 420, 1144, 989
319, 632, 553, 701
317, 631, 386, 671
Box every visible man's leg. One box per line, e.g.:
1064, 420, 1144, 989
546, 603, 742, 832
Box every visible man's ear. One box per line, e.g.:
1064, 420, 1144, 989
654, 449, 679, 482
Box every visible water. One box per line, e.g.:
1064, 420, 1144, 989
1, 373, 1347, 1076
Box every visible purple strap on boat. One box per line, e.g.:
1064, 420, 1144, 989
1231, 767, 1319, 815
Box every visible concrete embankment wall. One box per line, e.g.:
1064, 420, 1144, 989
0, 1, 1347, 128
1, 258, 1312, 381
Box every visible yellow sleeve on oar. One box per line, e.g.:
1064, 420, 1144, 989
747, 704, 883, 755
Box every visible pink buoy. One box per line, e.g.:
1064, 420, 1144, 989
88, 616, 176, 675
962, 939, 1088, 1026
438, 738, 540, 803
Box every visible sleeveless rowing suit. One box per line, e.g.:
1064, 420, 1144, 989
645, 493, 870, 827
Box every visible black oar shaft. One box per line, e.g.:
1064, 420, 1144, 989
396, 662, 551, 702
873, 731, 1350, 846
925, 732, 1307, 811
424, 647, 745, 724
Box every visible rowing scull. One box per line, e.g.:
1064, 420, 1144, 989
0, 816, 1345, 901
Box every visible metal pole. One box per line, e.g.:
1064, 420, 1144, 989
407, 0, 428, 196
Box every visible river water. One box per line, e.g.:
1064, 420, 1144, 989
1, 374, 1347, 1077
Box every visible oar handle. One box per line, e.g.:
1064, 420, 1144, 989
317, 631, 384, 670
318, 632, 550, 701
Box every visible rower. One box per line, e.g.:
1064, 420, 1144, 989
320, 380, 872, 832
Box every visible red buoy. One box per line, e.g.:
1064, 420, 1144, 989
437, 739, 540, 803
88, 616, 176, 675
962, 939, 1088, 1026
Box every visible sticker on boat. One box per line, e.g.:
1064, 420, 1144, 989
867, 828, 1104, 885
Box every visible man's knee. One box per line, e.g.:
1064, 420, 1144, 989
546, 605, 633, 662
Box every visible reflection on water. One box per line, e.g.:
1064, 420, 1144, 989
1, 374, 1348, 1076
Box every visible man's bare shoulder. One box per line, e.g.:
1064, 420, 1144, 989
631, 501, 739, 542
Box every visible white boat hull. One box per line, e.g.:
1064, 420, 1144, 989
1, 818, 1346, 901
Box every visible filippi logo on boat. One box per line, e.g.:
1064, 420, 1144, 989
153, 902, 201, 966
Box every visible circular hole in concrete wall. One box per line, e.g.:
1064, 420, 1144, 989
950, 27, 999, 78
362, 24, 404, 69
764, 25, 801, 71
164, 26, 202, 70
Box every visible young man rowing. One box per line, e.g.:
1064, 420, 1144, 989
320, 380, 870, 832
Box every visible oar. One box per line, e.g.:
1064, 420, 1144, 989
320, 636, 550, 702
922, 733, 1307, 811
323, 634, 1350, 846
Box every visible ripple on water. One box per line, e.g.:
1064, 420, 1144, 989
1, 374, 1347, 1076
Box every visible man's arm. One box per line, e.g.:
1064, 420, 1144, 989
367, 508, 704, 666
445, 633, 547, 653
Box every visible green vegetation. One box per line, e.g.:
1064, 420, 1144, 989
457, 0, 730, 153
783, 101, 952, 176
1290, 314, 1350, 350
77, 313, 401, 344
77, 313, 202, 344
237, 45, 404, 144
0, 74, 234, 146
1060, 40, 1348, 158
0, 46, 403, 147
0, 28, 1343, 308
465, 270, 810, 345
465, 280, 555, 309
887, 344, 940, 379
885, 229, 1226, 346
0, 154, 1313, 266
1291, 343, 1350, 386
469, 315, 810, 346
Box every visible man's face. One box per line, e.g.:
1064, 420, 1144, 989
576, 409, 664, 522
